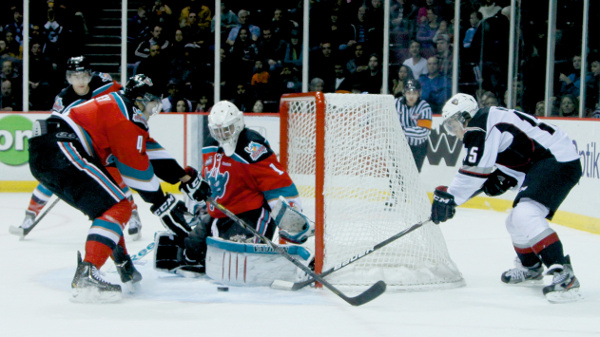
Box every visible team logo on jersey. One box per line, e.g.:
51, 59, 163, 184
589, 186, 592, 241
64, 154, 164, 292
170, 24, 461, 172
52, 97, 64, 112
205, 166, 229, 202
132, 107, 149, 129
99, 72, 113, 82
244, 141, 268, 161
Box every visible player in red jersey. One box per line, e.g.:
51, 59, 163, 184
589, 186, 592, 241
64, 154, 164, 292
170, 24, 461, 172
27, 74, 209, 302
154, 101, 314, 275
12, 56, 145, 240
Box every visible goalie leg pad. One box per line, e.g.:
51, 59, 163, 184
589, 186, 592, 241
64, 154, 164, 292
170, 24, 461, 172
153, 231, 186, 272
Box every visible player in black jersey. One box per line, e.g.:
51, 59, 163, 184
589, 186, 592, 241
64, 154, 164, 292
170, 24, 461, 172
430, 93, 582, 303
11, 56, 144, 240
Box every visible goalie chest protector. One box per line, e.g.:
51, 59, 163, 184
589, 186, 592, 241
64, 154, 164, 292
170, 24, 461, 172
205, 237, 312, 286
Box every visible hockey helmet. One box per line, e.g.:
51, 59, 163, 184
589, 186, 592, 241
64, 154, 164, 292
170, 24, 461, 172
125, 74, 162, 118
208, 101, 244, 156
441, 93, 478, 139
403, 79, 421, 93
66, 56, 92, 86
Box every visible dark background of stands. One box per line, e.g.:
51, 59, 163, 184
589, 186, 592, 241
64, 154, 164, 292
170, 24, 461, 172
1, 0, 599, 117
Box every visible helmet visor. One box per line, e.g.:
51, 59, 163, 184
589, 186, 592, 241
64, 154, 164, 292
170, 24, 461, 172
138, 93, 163, 117
442, 114, 465, 136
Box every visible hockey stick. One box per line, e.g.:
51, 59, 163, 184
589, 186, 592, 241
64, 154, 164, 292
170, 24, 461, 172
130, 241, 156, 263
273, 188, 485, 291
9, 198, 61, 239
206, 197, 386, 306
272, 218, 432, 291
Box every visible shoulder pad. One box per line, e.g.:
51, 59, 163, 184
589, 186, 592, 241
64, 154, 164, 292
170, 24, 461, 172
236, 129, 273, 162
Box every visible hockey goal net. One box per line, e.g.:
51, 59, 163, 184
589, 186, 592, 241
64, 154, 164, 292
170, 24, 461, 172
279, 92, 464, 289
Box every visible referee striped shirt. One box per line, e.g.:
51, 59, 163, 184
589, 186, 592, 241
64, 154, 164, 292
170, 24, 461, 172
394, 97, 433, 146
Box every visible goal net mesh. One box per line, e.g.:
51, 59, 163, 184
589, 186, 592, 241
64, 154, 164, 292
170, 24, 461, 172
281, 93, 464, 289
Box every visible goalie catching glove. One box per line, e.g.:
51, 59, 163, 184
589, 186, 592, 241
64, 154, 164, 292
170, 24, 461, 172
151, 193, 192, 237
272, 196, 314, 244
431, 186, 456, 224
482, 169, 517, 197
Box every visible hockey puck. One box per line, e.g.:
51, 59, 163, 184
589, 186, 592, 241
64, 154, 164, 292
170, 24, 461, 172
217, 286, 229, 292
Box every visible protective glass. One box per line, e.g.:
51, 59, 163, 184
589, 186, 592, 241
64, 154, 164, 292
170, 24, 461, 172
442, 114, 465, 136
66, 70, 92, 86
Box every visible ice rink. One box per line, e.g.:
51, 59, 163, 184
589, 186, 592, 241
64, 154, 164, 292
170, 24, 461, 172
1, 192, 599, 337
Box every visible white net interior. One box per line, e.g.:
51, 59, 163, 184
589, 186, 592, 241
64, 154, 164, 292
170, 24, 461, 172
281, 93, 464, 289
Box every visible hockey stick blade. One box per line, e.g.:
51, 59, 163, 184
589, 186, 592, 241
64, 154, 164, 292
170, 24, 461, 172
206, 197, 386, 306
9, 198, 61, 239
273, 219, 431, 291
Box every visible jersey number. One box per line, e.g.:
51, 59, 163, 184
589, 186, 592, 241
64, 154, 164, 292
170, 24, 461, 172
136, 136, 144, 153
468, 147, 479, 163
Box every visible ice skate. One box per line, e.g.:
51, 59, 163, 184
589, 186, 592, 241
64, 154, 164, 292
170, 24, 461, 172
543, 256, 582, 303
8, 211, 36, 239
71, 251, 122, 303
500, 257, 544, 285
112, 245, 142, 293
127, 209, 143, 241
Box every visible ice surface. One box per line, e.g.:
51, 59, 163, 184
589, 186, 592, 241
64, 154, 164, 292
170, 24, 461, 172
1, 193, 599, 337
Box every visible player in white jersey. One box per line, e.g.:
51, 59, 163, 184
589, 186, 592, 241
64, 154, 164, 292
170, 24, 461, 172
430, 93, 582, 303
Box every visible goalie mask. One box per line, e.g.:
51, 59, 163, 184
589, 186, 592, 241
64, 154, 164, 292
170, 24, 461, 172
441, 93, 478, 140
125, 74, 163, 118
208, 101, 244, 156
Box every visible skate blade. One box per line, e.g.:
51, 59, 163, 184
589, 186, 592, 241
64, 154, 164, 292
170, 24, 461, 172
122, 281, 141, 294
545, 288, 583, 304
70, 287, 122, 303
8, 226, 25, 240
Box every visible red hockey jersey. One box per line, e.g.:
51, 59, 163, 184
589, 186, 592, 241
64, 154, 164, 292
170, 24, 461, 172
202, 128, 300, 218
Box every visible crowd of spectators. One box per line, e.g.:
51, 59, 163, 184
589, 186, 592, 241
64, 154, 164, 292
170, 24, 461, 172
1, 0, 600, 117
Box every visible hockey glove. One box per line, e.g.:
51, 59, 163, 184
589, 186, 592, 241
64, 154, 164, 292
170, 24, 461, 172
431, 186, 457, 224
272, 197, 315, 244
482, 170, 518, 197
179, 166, 212, 202
151, 193, 192, 237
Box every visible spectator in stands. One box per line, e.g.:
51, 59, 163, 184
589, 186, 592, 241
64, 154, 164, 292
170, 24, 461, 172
0, 79, 21, 111
169, 45, 210, 99
419, 56, 451, 114
309, 41, 337, 91
333, 62, 353, 92
478, 0, 502, 20
435, 34, 452, 77
149, 0, 174, 27
28, 39, 55, 110
3, 30, 21, 59
283, 29, 303, 69
180, 0, 212, 35
194, 93, 211, 112
226, 9, 261, 46
250, 59, 270, 100
0, 38, 18, 63
270, 7, 298, 42
4, 7, 24, 45
251, 99, 264, 113
585, 55, 600, 111
211, 2, 238, 36
128, 5, 150, 45
228, 27, 259, 81
169, 29, 187, 60
135, 24, 170, 59
403, 40, 428, 78
348, 5, 376, 53
558, 54, 582, 97
356, 53, 383, 94
175, 99, 191, 112
181, 11, 203, 44
309, 77, 325, 92
483, 91, 500, 107
534, 101, 546, 117
321, 10, 352, 51
463, 11, 482, 49
1, 59, 20, 84
230, 82, 253, 112
275, 64, 302, 96
346, 42, 369, 75
256, 25, 286, 72
390, 0, 418, 37
162, 81, 191, 113
136, 44, 168, 95
558, 94, 579, 117
416, 7, 440, 52
416, 0, 440, 24
391, 64, 415, 97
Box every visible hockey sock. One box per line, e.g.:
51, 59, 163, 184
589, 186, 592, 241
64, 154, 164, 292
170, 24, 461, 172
515, 250, 542, 268
27, 184, 53, 215
537, 241, 567, 267
84, 200, 131, 268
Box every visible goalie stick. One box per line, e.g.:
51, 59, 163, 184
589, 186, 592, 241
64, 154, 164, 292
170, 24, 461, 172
206, 197, 386, 306
9, 198, 61, 239
130, 241, 156, 263
273, 189, 484, 291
